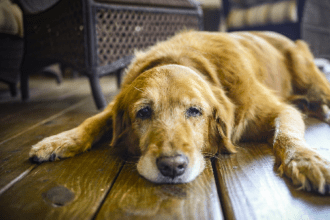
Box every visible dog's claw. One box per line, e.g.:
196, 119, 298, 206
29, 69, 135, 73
323, 184, 330, 194
49, 153, 56, 162
286, 155, 330, 194
29, 156, 43, 164
29, 128, 87, 164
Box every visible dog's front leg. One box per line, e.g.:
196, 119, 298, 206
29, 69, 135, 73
273, 105, 330, 194
29, 102, 114, 163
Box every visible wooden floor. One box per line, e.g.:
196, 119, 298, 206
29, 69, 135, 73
0, 75, 329, 220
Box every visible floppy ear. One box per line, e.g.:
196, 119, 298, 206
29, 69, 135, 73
209, 107, 237, 154
110, 95, 141, 155
208, 87, 237, 154
110, 91, 132, 147
110, 107, 129, 148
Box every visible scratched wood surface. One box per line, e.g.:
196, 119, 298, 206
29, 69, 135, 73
0, 77, 116, 143
0, 141, 124, 220
0, 98, 91, 191
0, 76, 116, 191
0, 76, 330, 220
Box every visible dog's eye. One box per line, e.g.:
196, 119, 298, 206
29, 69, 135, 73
186, 107, 202, 118
137, 106, 152, 119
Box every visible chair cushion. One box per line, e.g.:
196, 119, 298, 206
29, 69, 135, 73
227, 0, 297, 29
18, 0, 60, 14
0, 0, 23, 37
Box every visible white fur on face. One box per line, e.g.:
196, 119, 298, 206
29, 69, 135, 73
131, 65, 212, 183
137, 149, 205, 184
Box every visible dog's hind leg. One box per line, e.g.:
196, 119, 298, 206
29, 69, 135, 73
272, 105, 330, 194
286, 40, 330, 124
29, 102, 114, 163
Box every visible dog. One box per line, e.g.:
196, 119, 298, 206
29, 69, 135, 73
29, 31, 330, 194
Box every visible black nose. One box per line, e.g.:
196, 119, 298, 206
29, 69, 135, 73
156, 155, 188, 179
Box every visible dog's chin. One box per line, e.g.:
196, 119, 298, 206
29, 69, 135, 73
152, 175, 191, 184
137, 154, 205, 184
139, 168, 202, 184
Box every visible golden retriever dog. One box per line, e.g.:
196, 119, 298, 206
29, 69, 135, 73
29, 31, 330, 194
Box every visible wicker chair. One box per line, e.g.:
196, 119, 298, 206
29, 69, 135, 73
21, 0, 203, 109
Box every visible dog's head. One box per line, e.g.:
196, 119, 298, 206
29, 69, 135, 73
111, 65, 235, 183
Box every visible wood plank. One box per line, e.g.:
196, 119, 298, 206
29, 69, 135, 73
0, 98, 88, 144
0, 75, 118, 192
0, 75, 125, 219
0, 134, 124, 220
0, 97, 96, 191
0, 91, 118, 193
95, 160, 223, 220
0, 76, 117, 143
213, 118, 330, 220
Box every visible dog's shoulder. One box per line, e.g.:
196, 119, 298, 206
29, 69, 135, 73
122, 31, 289, 98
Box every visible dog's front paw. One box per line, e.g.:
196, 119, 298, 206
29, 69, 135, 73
278, 150, 330, 194
29, 128, 90, 163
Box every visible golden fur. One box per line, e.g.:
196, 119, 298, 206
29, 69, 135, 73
29, 31, 330, 193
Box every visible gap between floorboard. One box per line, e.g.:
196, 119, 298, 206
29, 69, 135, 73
91, 160, 126, 220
